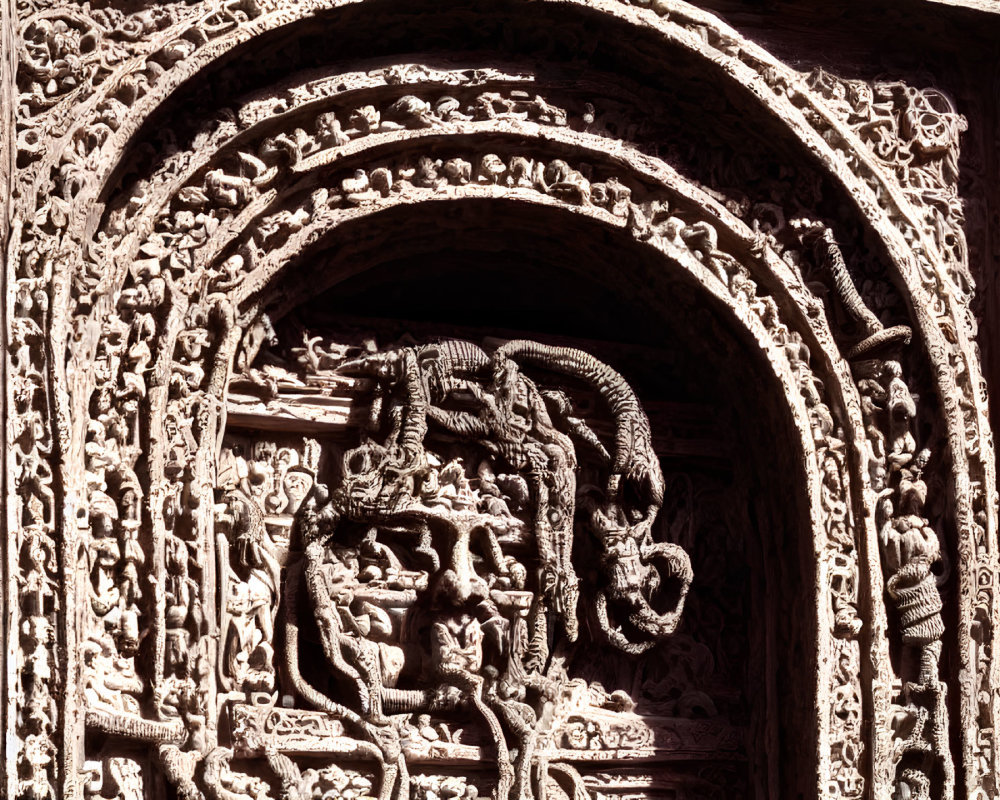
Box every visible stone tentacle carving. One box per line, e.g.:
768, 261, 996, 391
281, 338, 691, 800
3, 2, 995, 798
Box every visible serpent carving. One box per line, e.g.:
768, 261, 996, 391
280, 337, 692, 800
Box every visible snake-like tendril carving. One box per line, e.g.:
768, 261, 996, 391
282, 338, 692, 800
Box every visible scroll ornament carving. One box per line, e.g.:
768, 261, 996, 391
765, 287, 866, 799
806, 70, 969, 303
633, 210, 871, 800
98, 83, 587, 279
15, 1, 260, 131
9, 23, 276, 742
794, 83, 995, 771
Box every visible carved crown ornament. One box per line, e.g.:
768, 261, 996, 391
1, 2, 995, 800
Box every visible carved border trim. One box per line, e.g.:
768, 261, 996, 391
2, 0, 13, 793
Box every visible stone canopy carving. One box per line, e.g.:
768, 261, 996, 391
2, 1, 999, 800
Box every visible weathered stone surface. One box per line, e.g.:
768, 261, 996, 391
1, 2, 998, 799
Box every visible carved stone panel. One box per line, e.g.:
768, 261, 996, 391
216, 328, 704, 800
2, 2, 999, 800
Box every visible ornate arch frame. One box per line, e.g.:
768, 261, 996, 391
4, 2, 996, 799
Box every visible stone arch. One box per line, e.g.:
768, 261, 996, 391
67, 124, 870, 799
6, 3, 994, 800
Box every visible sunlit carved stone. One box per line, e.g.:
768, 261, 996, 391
2, 2, 998, 799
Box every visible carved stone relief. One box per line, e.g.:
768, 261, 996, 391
1, 2, 997, 800
219, 332, 701, 800
211, 308, 776, 800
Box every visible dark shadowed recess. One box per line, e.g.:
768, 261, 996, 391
256, 196, 819, 797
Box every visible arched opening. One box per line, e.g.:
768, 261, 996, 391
213, 199, 818, 799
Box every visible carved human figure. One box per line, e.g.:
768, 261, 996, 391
164, 537, 204, 677
221, 488, 281, 691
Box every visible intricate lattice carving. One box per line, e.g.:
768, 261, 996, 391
3, 2, 996, 800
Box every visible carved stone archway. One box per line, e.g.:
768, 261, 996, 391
4, 3, 996, 800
